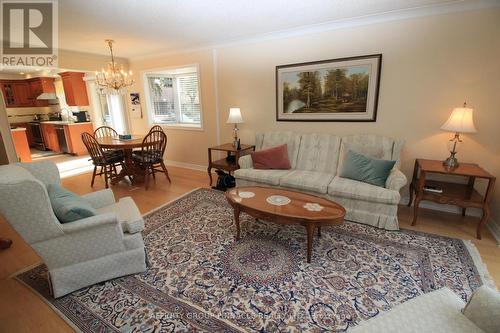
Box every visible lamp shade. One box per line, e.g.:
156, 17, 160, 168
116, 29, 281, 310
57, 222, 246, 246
440, 105, 476, 133
227, 107, 244, 124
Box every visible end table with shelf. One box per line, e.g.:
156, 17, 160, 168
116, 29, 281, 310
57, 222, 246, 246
409, 158, 496, 239
207, 143, 255, 186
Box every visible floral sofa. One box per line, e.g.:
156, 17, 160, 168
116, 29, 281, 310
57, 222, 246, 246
234, 132, 407, 230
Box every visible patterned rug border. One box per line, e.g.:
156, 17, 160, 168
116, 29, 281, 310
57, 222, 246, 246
12, 187, 497, 332
462, 240, 497, 290
15, 275, 85, 333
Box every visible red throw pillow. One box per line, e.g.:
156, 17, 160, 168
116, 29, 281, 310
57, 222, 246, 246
251, 144, 291, 169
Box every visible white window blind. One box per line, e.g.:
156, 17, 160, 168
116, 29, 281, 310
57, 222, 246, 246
145, 68, 202, 127
177, 74, 200, 124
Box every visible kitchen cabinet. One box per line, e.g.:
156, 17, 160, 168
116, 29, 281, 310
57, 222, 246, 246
40, 122, 93, 155
0, 78, 56, 108
11, 128, 32, 162
59, 72, 89, 106
1, 83, 15, 106
0, 81, 31, 107
40, 123, 60, 153
11, 122, 35, 146
27, 77, 55, 107
64, 123, 93, 155
12, 82, 32, 106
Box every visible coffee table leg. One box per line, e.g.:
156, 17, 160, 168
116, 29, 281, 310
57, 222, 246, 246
317, 226, 321, 238
306, 224, 315, 263
234, 207, 241, 240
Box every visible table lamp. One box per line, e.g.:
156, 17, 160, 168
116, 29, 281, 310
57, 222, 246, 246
440, 102, 476, 169
227, 107, 244, 147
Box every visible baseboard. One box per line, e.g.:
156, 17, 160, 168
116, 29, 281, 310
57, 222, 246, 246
487, 219, 500, 247
401, 195, 500, 246
165, 159, 208, 172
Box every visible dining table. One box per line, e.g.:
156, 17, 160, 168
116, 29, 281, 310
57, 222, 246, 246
96, 135, 146, 185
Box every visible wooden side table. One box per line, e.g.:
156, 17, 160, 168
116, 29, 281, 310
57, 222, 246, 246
408, 159, 496, 239
207, 143, 255, 186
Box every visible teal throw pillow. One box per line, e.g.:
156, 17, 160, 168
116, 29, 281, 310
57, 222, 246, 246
47, 184, 96, 223
340, 150, 396, 187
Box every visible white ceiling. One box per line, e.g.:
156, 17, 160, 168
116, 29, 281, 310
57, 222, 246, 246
58, 0, 484, 59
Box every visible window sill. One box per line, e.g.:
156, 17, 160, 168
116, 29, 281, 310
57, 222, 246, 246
153, 123, 204, 131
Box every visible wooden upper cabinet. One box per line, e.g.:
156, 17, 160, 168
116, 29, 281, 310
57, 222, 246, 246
59, 72, 89, 106
1, 82, 16, 107
27, 77, 55, 107
0, 78, 55, 108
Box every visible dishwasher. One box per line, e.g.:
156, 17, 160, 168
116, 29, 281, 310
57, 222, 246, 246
55, 125, 69, 153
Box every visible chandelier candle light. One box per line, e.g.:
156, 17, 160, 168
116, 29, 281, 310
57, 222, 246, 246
95, 39, 134, 94
440, 102, 477, 169
227, 107, 244, 147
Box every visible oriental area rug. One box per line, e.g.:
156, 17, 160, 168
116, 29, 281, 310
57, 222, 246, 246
16, 188, 493, 332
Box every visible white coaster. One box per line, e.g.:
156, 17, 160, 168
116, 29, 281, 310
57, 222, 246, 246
238, 191, 255, 198
303, 203, 324, 211
266, 195, 291, 206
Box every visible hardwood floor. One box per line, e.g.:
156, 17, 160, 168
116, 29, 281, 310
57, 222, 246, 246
0, 166, 499, 332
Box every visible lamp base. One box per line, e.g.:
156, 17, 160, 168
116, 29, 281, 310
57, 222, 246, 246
443, 154, 459, 169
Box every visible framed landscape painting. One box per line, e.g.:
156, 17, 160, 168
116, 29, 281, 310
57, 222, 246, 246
276, 54, 382, 122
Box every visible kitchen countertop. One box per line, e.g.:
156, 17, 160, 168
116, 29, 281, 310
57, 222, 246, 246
10, 127, 27, 132
40, 121, 92, 126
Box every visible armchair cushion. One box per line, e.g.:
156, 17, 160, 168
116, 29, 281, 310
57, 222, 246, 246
47, 184, 96, 223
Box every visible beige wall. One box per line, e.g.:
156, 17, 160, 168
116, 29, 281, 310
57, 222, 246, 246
128, 49, 218, 166
128, 8, 500, 225
216, 8, 500, 223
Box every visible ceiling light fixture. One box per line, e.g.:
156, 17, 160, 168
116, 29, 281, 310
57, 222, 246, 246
95, 39, 134, 95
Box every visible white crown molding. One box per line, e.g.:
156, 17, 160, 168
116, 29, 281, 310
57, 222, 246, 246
129, 0, 500, 61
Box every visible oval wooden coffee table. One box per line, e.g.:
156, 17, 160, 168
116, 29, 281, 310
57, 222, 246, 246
225, 186, 346, 263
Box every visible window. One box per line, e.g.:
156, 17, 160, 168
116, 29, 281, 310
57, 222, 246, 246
145, 66, 202, 128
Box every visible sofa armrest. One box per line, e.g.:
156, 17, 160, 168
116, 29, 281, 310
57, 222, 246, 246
238, 155, 253, 169
60, 213, 119, 234
82, 189, 116, 209
385, 168, 407, 191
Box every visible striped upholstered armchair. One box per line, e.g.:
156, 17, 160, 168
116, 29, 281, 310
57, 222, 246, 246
0, 161, 147, 297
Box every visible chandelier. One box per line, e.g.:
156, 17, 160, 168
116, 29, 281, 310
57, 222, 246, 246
95, 39, 134, 95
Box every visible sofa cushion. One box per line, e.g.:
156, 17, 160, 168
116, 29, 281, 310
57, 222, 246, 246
350, 288, 483, 333
251, 144, 291, 169
328, 176, 400, 204
280, 170, 334, 194
463, 285, 500, 333
234, 168, 292, 186
295, 133, 341, 174
337, 135, 395, 174
47, 184, 97, 223
97, 197, 144, 234
340, 150, 396, 187
261, 132, 301, 168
